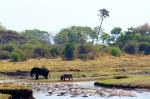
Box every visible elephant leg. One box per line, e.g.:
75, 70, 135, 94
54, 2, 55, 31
36, 74, 39, 80
44, 75, 48, 79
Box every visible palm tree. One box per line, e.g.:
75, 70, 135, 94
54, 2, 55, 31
97, 8, 109, 41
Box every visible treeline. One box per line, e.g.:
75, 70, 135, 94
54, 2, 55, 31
0, 23, 150, 62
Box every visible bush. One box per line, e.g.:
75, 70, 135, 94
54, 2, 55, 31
114, 76, 128, 79
123, 41, 138, 54
79, 53, 95, 61
50, 47, 59, 58
144, 45, 150, 55
63, 43, 77, 60
11, 50, 27, 62
0, 51, 10, 59
138, 42, 150, 55
79, 54, 88, 61
33, 47, 46, 58
138, 42, 149, 51
78, 44, 99, 60
109, 47, 122, 57
1, 44, 15, 52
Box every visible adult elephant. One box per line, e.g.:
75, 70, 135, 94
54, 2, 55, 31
30, 67, 50, 80
60, 73, 73, 81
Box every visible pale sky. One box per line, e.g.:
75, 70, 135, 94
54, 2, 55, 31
0, 0, 150, 34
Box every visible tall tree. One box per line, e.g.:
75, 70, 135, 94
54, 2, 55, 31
100, 33, 111, 45
111, 27, 122, 42
97, 8, 109, 42
22, 29, 51, 44
54, 26, 92, 44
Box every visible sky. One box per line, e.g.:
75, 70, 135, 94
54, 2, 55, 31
0, 0, 150, 34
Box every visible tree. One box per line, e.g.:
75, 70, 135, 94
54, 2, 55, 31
100, 33, 111, 45
111, 27, 122, 44
111, 27, 122, 39
22, 29, 51, 44
0, 30, 24, 45
63, 43, 76, 60
54, 26, 92, 44
88, 26, 99, 44
97, 8, 109, 42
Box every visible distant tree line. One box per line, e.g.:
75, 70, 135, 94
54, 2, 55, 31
0, 23, 150, 62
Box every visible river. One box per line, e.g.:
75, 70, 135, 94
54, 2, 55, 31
33, 81, 150, 99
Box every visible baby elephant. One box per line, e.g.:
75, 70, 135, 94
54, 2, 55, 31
60, 73, 73, 81
30, 67, 50, 80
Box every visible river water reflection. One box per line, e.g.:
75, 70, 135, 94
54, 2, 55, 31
33, 81, 150, 99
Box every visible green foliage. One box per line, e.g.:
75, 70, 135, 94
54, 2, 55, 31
33, 47, 47, 58
100, 33, 111, 44
78, 44, 99, 60
111, 27, 122, 40
63, 43, 77, 60
123, 41, 138, 54
1, 44, 15, 52
54, 26, 92, 44
50, 47, 59, 58
0, 30, 24, 44
0, 51, 10, 60
114, 76, 128, 79
11, 50, 27, 62
109, 47, 122, 57
79, 54, 88, 61
138, 42, 150, 55
22, 29, 51, 44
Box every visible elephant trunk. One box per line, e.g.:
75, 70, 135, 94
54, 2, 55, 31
30, 71, 34, 77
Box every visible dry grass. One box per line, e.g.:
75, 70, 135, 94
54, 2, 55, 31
0, 54, 150, 80
0, 54, 149, 71
0, 93, 11, 99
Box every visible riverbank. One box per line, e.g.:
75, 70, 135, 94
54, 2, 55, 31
94, 75, 150, 89
0, 83, 34, 99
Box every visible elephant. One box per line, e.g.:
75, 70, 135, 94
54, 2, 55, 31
60, 73, 73, 81
30, 67, 50, 80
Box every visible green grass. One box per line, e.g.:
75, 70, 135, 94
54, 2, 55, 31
96, 75, 150, 84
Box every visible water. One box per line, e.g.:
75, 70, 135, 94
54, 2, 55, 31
33, 81, 150, 99
34, 91, 150, 99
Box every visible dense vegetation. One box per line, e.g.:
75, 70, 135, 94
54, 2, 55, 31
0, 22, 150, 62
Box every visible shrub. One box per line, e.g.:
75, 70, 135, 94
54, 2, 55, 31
33, 47, 46, 58
114, 76, 128, 79
11, 53, 19, 62
144, 45, 150, 55
78, 44, 99, 60
50, 47, 59, 58
63, 43, 77, 60
79, 54, 88, 61
0, 51, 10, 59
123, 41, 138, 54
1, 44, 15, 52
109, 47, 122, 57
11, 50, 27, 62
138, 42, 150, 55
138, 42, 149, 51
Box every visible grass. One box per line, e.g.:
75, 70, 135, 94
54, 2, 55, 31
94, 75, 150, 89
0, 83, 33, 99
0, 93, 12, 99
0, 54, 150, 83
0, 83, 31, 90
